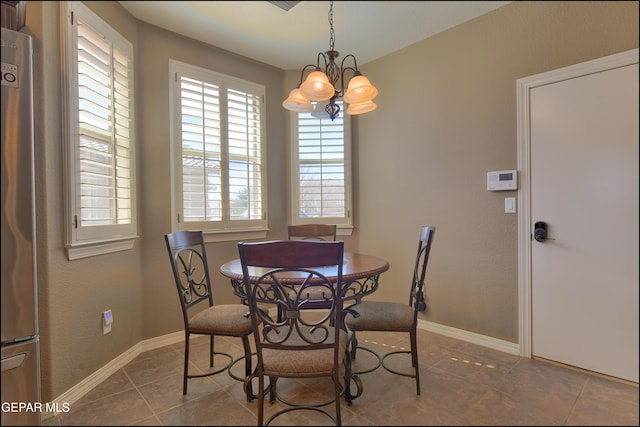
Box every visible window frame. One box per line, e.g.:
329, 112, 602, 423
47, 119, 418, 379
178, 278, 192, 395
289, 105, 353, 235
61, 1, 138, 260
169, 60, 268, 242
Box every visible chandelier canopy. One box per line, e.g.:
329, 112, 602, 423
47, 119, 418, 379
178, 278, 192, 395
282, 0, 379, 121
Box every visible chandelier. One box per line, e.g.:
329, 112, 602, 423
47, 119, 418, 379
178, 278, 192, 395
282, 0, 378, 121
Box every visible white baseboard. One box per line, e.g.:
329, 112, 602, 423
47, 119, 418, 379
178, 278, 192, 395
417, 319, 520, 355
42, 331, 184, 420
43, 323, 520, 420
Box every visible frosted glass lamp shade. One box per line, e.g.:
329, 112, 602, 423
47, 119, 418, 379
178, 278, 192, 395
343, 75, 378, 104
282, 88, 313, 113
300, 71, 335, 101
346, 100, 377, 115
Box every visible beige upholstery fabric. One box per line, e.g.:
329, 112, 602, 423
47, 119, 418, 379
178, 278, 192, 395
189, 304, 253, 334
263, 327, 348, 375
346, 300, 413, 331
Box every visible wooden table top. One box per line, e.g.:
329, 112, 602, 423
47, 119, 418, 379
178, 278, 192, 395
220, 252, 390, 301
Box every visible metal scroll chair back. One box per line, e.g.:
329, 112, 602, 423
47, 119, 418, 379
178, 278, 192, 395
345, 225, 435, 395
165, 230, 254, 400
287, 223, 337, 241
286, 224, 337, 313
238, 239, 351, 426
410, 226, 435, 315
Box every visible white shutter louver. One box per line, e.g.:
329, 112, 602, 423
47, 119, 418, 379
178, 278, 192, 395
228, 88, 263, 220
180, 77, 222, 221
297, 104, 346, 218
76, 20, 133, 227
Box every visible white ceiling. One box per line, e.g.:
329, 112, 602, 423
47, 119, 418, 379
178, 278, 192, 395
118, 1, 511, 70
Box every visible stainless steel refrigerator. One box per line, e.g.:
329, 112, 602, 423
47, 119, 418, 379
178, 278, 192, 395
1, 27, 41, 426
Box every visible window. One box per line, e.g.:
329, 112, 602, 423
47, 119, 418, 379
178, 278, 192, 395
290, 104, 353, 233
169, 61, 267, 241
62, 1, 137, 260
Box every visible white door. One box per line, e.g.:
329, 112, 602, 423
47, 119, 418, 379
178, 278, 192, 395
518, 50, 639, 383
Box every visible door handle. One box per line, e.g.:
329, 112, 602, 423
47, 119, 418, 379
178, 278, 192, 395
534, 221, 547, 242
534, 221, 555, 242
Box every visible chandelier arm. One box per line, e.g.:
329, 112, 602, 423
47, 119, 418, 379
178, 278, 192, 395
338, 54, 362, 95
339, 65, 358, 96
317, 52, 329, 70
340, 53, 359, 72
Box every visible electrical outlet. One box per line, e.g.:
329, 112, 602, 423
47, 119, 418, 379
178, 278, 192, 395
102, 309, 113, 335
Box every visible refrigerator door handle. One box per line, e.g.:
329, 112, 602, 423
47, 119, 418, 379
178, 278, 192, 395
1, 352, 28, 372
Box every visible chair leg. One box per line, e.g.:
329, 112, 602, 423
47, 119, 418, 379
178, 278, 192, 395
410, 330, 420, 395
334, 372, 342, 426
349, 331, 358, 360
209, 335, 214, 368
269, 376, 277, 403
183, 334, 190, 395
257, 373, 265, 426
343, 345, 363, 405
342, 351, 352, 406
241, 336, 254, 402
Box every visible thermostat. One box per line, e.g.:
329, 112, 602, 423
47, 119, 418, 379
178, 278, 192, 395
487, 170, 517, 191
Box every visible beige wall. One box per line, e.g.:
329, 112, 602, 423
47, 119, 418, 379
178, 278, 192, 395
133, 21, 287, 344
354, 2, 638, 343
23, 1, 637, 402
27, 0, 145, 404
351, 1, 638, 342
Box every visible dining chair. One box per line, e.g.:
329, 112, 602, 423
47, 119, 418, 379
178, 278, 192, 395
345, 225, 435, 395
286, 224, 337, 317
165, 230, 254, 400
287, 223, 337, 241
237, 239, 354, 426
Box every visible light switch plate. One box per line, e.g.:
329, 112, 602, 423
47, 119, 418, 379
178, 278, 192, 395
505, 197, 516, 213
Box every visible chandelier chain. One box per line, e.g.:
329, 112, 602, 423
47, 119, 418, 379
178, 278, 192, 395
328, 0, 335, 51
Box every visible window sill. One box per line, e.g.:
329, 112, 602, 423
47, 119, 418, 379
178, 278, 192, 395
336, 225, 354, 237
66, 236, 138, 260
203, 229, 268, 243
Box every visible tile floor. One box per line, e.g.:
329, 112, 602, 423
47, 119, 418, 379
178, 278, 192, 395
42, 329, 638, 426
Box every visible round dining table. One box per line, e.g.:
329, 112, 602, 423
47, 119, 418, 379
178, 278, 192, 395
219, 252, 390, 303
220, 251, 388, 403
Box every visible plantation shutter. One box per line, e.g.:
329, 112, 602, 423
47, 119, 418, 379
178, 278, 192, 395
179, 76, 222, 221
228, 88, 263, 220
76, 20, 133, 227
297, 105, 346, 218
172, 61, 266, 232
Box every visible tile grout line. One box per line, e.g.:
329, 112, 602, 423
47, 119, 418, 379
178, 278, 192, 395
120, 367, 165, 425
